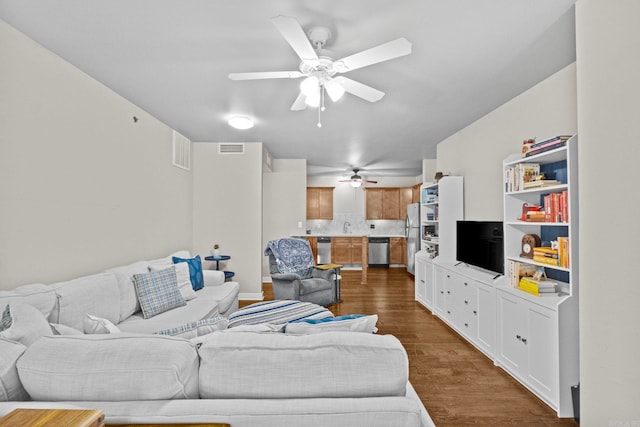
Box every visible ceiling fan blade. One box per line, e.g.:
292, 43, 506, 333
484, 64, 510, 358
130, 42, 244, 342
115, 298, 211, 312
228, 71, 303, 80
290, 92, 307, 111
271, 15, 319, 63
333, 38, 412, 73
364, 179, 378, 184
333, 76, 385, 103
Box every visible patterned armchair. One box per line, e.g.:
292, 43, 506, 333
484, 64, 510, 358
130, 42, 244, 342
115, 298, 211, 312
264, 238, 337, 306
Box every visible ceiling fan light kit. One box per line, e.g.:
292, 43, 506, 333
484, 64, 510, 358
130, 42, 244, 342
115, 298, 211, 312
228, 15, 412, 127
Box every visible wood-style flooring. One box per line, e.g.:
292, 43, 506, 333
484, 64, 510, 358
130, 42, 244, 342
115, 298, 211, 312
247, 267, 579, 427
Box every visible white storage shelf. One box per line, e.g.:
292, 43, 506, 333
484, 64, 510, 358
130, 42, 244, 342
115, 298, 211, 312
499, 134, 579, 418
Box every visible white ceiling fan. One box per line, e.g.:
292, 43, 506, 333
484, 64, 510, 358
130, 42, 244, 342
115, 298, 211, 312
228, 15, 412, 124
338, 168, 378, 188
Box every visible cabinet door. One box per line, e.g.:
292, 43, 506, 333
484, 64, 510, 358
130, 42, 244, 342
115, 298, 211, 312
332, 237, 352, 264
526, 303, 558, 404
399, 187, 413, 220
382, 188, 400, 219
415, 257, 427, 304
412, 183, 421, 203
365, 189, 383, 220
475, 281, 496, 357
389, 237, 405, 265
306, 188, 320, 219
423, 259, 434, 308
434, 266, 446, 315
318, 188, 334, 219
350, 237, 363, 265
497, 291, 527, 376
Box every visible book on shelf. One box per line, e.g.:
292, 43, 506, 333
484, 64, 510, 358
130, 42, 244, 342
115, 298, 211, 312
557, 237, 570, 268
507, 260, 538, 288
542, 191, 569, 223
522, 179, 561, 189
533, 254, 560, 266
517, 276, 558, 296
522, 135, 572, 157
504, 163, 541, 192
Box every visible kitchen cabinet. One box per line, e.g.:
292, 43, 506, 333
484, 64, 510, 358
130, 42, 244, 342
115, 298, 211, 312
332, 237, 363, 265
306, 187, 334, 220
364, 188, 383, 220
389, 237, 406, 265
399, 187, 413, 219
414, 254, 434, 310
412, 183, 421, 203
365, 188, 402, 220
497, 290, 557, 409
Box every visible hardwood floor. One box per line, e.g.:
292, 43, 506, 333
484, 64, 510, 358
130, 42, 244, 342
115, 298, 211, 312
249, 268, 579, 427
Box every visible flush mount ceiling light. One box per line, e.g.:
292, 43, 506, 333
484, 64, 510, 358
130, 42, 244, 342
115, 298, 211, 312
227, 116, 254, 130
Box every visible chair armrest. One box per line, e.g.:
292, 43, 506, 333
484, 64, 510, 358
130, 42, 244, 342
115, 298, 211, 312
203, 270, 225, 286
270, 272, 302, 282
312, 268, 335, 281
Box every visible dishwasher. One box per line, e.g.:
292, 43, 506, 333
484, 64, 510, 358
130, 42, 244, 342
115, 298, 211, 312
316, 236, 332, 265
368, 237, 390, 267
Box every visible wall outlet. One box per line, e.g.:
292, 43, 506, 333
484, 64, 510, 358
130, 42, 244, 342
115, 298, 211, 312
297, 221, 303, 228
370, 224, 375, 229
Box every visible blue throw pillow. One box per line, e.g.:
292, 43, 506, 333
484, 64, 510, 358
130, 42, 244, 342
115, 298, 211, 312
172, 255, 204, 291
294, 314, 365, 324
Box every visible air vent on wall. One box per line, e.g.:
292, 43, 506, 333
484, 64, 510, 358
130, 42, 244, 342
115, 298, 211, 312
172, 130, 191, 170
219, 143, 245, 154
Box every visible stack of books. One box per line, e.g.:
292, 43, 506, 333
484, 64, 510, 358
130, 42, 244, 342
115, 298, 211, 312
543, 191, 569, 223
504, 163, 540, 192
522, 179, 561, 189
522, 135, 572, 158
532, 241, 570, 268
533, 246, 560, 266
518, 276, 558, 296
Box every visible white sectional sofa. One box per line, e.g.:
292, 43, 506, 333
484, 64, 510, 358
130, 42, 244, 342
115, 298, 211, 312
0, 250, 435, 427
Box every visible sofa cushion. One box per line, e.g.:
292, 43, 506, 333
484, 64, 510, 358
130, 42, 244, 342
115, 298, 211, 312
285, 314, 378, 335
17, 334, 199, 401
172, 255, 204, 291
132, 268, 186, 319
105, 261, 150, 322
197, 282, 239, 315
149, 263, 197, 302
0, 303, 52, 347
198, 331, 408, 399
116, 291, 221, 335
49, 323, 84, 336
155, 317, 228, 339
0, 283, 57, 318
49, 273, 120, 331
0, 337, 29, 401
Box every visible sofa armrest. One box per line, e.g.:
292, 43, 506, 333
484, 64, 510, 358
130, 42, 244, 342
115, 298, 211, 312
203, 270, 225, 287
312, 268, 335, 281
271, 272, 302, 282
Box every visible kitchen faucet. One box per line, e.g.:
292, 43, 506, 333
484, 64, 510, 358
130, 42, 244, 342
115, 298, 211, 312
343, 221, 351, 234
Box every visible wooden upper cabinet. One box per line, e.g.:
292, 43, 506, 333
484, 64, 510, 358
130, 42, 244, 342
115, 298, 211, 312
306, 187, 334, 220
412, 183, 421, 203
365, 188, 384, 220
400, 187, 413, 220
382, 188, 400, 219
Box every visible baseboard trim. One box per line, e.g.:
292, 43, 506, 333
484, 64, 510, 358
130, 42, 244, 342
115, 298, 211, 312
239, 292, 264, 301
262, 276, 272, 283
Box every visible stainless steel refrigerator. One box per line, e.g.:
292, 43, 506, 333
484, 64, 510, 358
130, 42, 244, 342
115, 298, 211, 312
405, 203, 420, 275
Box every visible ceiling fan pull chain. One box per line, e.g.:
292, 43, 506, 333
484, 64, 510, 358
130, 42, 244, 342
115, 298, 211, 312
317, 89, 323, 128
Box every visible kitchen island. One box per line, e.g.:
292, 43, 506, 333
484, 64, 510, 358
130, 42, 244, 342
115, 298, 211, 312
293, 234, 406, 285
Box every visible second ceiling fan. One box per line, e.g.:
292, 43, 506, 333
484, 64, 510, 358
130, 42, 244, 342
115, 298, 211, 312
229, 15, 412, 117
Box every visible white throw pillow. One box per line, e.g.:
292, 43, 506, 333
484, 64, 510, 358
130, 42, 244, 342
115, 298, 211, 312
149, 263, 197, 301
285, 314, 378, 335
83, 314, 120, 334
0, 303, 52, 346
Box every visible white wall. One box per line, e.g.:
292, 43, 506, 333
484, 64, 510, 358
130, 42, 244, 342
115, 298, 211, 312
192, 143, 263, 299
437, 63, 577, 220
576, 1, 640, 424
0, 20, 192, 288
262, 159, 307, 278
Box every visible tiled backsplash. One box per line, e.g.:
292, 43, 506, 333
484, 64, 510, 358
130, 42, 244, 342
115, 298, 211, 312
307, 213, 405, 236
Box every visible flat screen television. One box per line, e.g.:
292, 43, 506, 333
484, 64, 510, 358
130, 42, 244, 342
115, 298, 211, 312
456, 221, 504, 275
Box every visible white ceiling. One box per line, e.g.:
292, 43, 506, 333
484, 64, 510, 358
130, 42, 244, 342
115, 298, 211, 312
0, 0, 576, 178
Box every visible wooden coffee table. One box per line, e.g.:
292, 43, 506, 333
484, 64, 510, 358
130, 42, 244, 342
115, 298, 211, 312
0, 409, 104, 427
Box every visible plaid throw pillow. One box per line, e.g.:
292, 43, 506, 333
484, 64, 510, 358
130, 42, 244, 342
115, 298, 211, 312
132, 268, 186, 319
